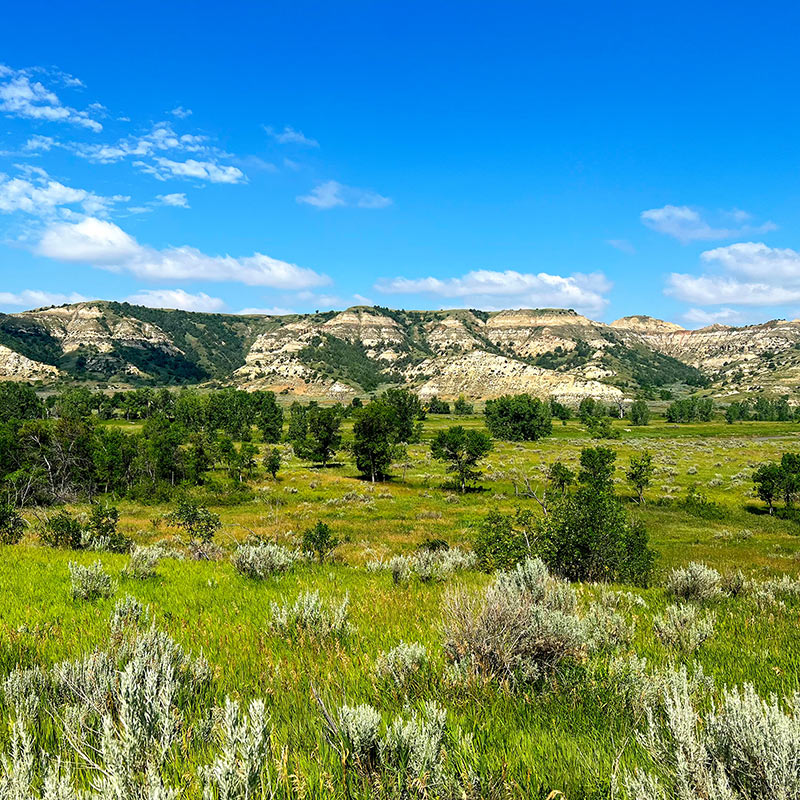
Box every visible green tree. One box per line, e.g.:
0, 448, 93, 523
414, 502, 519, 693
286, 402, 309, 443
538, 484, 655, 584
547, 462, 575, 495
0, 382, 43, 423
295, 406, 342, 466
427, 396, 451, 414
352, 400, 398, 482
626, 450, 654, 504
264, 447, 282, 480
578, 446, 617, 492
473, 508, 535, 571
430, 426, 493, 493
630, 399, 651, 426
484, 394, 552, 441
453, 395, 473, 415
253, 391, 284, 443
752, 461, 784, 514
302, 520, 340, 562
381, 388, 425, 442
167, 500, 221, 543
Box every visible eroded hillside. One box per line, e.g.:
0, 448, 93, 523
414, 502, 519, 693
0, 300, 795, 401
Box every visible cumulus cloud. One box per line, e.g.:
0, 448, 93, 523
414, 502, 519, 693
169, 106, 192, 118
682, 307, 752, 327
23, 134, 55, 152
0, 68, 102, 131
125, 288, 225, 312
35, 217, 330, 289
156, 193, 189, 208
0, 289, 90, 308
666, 274, 800, 306
666, 242, 800, 308
0, 169, 127, 218
297, 180, 391, 209
265, 125, 319, 147
641, 205, 776, 243
136, 157, 245, 184
376, 269, 611, 316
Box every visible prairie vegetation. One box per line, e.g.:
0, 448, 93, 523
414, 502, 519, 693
2, 384, 800, 797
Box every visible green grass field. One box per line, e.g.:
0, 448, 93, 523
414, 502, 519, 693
3, 415, 800, 798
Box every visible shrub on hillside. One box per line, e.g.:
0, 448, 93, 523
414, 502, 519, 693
653, 603, 715, 652
375, 641, 429, 686
665, 561, 723, 602
443, 558, 585, 684
232, 541, 299, 578
69, 560, 114, 601
39, 509, 84, 549
269, 591, 351, 640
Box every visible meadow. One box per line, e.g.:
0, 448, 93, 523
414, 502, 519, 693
3, 411, 800, 798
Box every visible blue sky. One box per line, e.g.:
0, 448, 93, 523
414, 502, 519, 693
1, 0, 799, 327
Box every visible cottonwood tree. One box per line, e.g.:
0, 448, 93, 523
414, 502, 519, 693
626, 450, 654, 504
352, 400, 402, 482
294, 406, 342, 467
430, 425, 493, 493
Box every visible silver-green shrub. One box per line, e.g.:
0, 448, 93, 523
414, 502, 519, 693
231, 541, 299, 579
654, 603, 716, 652
665, 561, 722, 602
375, 641, 429, 686
68, 560, 114, 601
443, 558, 585, 683
624, 675, 800, 799
123, 545, 163, 580
269, 591, 351, 640
200, 698, 272, 800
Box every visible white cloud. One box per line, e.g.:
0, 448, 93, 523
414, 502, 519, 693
74, 123, 209, 164
136, 157, 245, 184
0, 170, 127, 218
641, 205, 776, 243
0, 69, 102, 131
666, 274, 800, 306
125, 288, 225, 312
666, 242, 800, 308
169, 106, 192, 118
265, 125, 319, 147
0, 289, 89, 308
376, 269, 611, 315
157, 193, 189, 208
700, 242, 800, 281
606, 238, 636, 254
238, 306, 295, 316
682, 307, 751, 327
35, 217, 331, 289
297, 180, 391, 210
23, 135, 55, 152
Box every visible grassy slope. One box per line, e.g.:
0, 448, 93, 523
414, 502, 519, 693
3, 415, 800, 797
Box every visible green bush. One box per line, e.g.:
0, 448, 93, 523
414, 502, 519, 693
302, 521, 340, 563
484, 394, 552, 441
474, 508, 534, 571
39, 510, 83, 549
681, 485, 725, 520
0, 503, 24, 544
